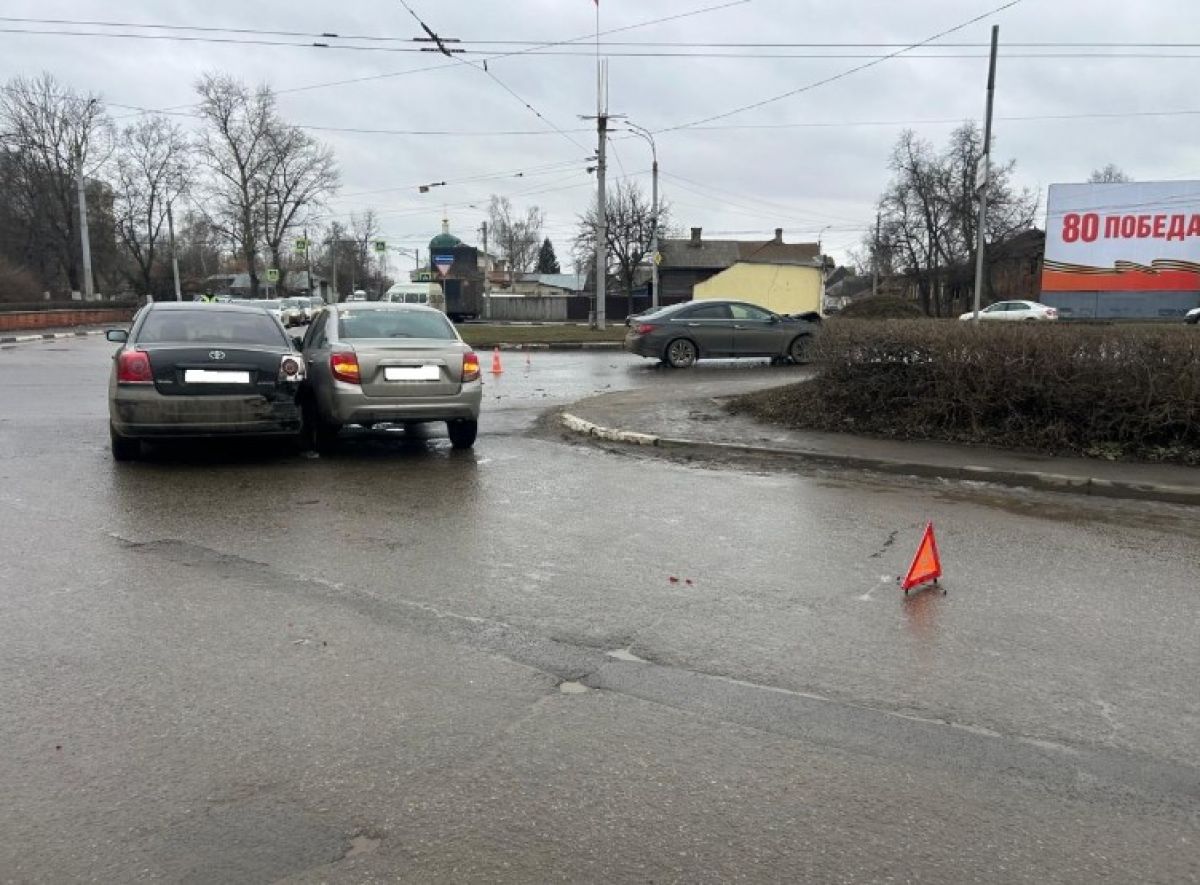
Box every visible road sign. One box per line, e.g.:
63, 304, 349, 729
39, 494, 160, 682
266, 268, 280, 283
434, 254, 454, 278
653, 251, 662, 266
294, 238, 308, 253
373, 240, 387, 253
974, 157, 989, 194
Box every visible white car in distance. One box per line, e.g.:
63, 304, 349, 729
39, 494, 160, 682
960, 300, 1059, 321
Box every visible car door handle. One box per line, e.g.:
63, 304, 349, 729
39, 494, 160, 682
686, 322, 701, 327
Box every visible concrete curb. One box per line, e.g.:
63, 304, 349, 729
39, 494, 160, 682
559, 412, 1200, 507
0, 328, 110, 346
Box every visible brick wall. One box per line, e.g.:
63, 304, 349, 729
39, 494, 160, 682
0, 308, 136, 332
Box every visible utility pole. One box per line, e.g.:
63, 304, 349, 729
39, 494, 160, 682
480, 221, 491, 321
77, 170, 94, 300
627, 122, 660, 310
650, 150, 659, 310
303, 227, 314, 296
594, 115, 608, 330
167, 200, 182, 302
972, 24, 999, 323
871, 211, 881, 299
329, 237, 339, 303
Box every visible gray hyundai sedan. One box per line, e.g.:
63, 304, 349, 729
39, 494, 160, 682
297, 303, 482, 451
624, 300, 819, 368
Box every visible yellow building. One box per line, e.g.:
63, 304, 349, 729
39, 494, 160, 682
693, 260, 824, 315
661, 228, 826, 315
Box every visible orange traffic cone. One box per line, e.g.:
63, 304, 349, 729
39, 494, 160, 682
490, 346, 503, 374
901, 522, 943, 594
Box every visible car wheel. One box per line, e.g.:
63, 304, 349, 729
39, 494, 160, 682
303, 397, 341, 454
447, 418, 478, 449
664, 338, 698, 368
788, 335, 812, 364
110, 424, 140, 462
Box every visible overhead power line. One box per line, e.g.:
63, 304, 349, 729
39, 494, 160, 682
6, 27, 1198, 60
659, 0, 1028, 133
394, 0, 586, 151
1, 17, 1191, 50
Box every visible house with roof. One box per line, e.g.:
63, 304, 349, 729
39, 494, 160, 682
658, 227, 828, 315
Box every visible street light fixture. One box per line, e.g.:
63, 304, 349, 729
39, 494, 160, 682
623, 122, 660, 310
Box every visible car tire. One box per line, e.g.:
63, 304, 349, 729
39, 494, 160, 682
447, 418, 478, 449
303, 397, 341, 455
788, 335, 812, 364
664, 338, 698, 369
110, 424, 140, 462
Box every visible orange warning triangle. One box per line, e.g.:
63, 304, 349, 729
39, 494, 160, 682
901, 522, 942, 592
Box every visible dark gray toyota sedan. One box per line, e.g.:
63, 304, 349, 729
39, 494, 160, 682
106, 302, 305, 460
624, 300, 819, 368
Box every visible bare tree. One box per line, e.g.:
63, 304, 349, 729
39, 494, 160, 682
194, 73, 276, 298
1088, 164, 1132, 184
112, 115, 191, 299
350, 210, 381, 297
0, 73, 113, 294
488, 195, 544, 289
876, 124, 1037, 315
259, 124, 338, 295
575, 180, 667, 311
174, 210, 224, 291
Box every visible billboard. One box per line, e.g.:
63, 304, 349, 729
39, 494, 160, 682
1042, 181, 1200, 294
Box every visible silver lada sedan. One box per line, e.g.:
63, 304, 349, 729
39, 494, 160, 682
297, 303, 482, 452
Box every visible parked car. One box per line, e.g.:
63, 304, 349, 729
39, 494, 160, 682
301, 296, 324, 322
297, 303, 482, 451
624, 300, 819, 368
106, 303, 305, 460
230, 298, 285, 325
279, 297, 307, 327
958, 300, 1059, 321
1185, 306, 1200, 325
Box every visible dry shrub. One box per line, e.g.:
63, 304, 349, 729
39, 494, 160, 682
838, 296, 924, 319
732, 319, 1200, 463
0, 257, 42, 303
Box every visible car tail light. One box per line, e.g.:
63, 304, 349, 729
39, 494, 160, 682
116, 349, 153, 384
330, 351, 360, 384
278, 355, 304, 382
635, 323, 657, 335
462, 351, 481, 383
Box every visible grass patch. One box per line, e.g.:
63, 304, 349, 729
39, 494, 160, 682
729, 319, 1200, 464
458, 324, 626, 346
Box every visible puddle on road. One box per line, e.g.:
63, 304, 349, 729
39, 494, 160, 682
606, 648, 648, 663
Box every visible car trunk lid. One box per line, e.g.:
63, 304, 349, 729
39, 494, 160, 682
143, 345, 285, 396
351, 340, 467, 398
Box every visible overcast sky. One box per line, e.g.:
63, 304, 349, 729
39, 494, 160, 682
3, 0, 1198, 267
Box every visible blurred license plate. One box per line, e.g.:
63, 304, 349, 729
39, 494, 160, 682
184, 370, 251, 384
385, 365, 440, 381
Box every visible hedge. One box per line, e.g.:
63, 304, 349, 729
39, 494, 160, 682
730, 319, 1200, 463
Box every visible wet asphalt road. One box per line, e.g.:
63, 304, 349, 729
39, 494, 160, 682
1, 337, 1198, 883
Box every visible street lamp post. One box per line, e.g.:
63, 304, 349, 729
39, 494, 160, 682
625, 122, 660, 310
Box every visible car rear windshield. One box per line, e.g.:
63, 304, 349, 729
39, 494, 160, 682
137, 310, 287, 346
338, 309, 456, 340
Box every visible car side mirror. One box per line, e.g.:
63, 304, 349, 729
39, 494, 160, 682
106, 329, 128, 343
291, 335, 304, 351
768, 315, 780, 324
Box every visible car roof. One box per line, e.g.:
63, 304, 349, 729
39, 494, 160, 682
332, 302, 442, 314
147, 302, 272, 315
